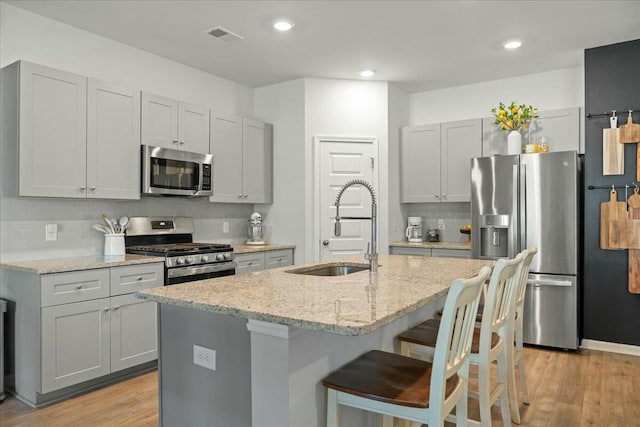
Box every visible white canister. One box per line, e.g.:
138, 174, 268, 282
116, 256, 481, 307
104, 233, 125, 256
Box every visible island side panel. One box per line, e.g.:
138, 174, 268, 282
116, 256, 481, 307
248, 298, 444, 427
159, 304, 252, 427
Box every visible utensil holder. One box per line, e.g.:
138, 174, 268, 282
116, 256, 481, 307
104, 233, 125, 256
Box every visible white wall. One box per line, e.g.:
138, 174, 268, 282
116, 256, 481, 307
410, 67, 584, 124
0, 3, 255, 261
387, 83, 410, 242
253, 79, 306, 261
304, 78, 389, 262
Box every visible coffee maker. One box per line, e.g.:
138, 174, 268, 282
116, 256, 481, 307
246, 212, 266, 245
405, 217, 423, 242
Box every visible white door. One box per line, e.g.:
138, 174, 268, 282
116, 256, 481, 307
141, 92, 178, 149
319, 139, 377, 262
178, 101, 210, 154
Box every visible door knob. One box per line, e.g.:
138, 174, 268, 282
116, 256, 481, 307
322, 240, 329, 246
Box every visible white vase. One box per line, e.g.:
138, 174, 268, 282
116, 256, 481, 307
507, 130, 522, 155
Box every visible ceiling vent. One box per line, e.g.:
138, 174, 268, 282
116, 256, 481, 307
205, 26, 244, 44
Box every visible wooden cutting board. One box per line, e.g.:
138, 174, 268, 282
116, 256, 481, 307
628, 207, 640, 294
600, 188, 627, 250
603, 128, 624, 175
619, 114, 640, 143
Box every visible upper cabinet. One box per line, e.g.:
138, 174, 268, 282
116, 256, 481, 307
482, 107, 581, 156
5, 61, 140, 199
401, 119, 481, 203
141, 92, 209, 154
210, 113, 273, 204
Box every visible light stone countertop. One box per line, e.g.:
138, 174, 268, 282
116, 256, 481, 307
389, 240, 471, 250
0, 254, 165, 274
137, 254, 493, 336
232, 243, 296, 254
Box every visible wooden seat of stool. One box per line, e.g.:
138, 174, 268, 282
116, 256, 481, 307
398, 318, 499, 354
322, 350, 460, 408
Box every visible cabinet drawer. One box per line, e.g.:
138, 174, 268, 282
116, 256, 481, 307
431, 249, 471, 259
235, 253, 265, 274
110, 263, 164, 296
41, 269, 110, 307
389, 247, 432, 256
265, 249, 293, 269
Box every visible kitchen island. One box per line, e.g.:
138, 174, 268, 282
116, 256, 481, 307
137, 254, 492, 427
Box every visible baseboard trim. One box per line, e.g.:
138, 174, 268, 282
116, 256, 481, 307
581, 339, 640, 357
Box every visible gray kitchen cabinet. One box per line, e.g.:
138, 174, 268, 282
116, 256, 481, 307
2, 61, 141, 199
1, 262, 162, 406
401, 119, 481, 203
431, 248, 471, 259
210, 114, 273, 203
482, 107, 581, 156
110, 293, 158, 372
235, 249, 294, 274
141, 92, 210, 154
41, 298, 111, 393
389, 247, 432, 256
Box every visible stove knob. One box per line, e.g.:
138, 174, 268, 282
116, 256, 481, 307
216, 254, 224, 261
185, 256, 194, 264
223, 252, 231, 260
176, 257, 186, 265
201, 255, 209, 263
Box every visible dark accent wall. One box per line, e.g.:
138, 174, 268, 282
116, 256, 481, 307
584, 39, 640, 345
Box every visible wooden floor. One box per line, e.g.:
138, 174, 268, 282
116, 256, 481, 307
0, 347, 639, 427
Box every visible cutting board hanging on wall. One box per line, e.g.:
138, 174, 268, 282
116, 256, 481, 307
603, 128, 624, 175
628, 204, 640, 294
600, 188, 627, 249
618, 112, 640, 180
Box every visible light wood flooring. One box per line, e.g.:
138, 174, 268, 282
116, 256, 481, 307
0, 347, 639, 427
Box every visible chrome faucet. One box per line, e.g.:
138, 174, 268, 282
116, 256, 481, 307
334, 179, 378, 273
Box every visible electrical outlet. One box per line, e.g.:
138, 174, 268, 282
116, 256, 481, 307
193, 344, 216, 371
223, 221, 229, 233
45, 223, 58, 241
438, 219, 445, 231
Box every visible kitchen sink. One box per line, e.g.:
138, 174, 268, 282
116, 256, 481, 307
286, 263, 369, 277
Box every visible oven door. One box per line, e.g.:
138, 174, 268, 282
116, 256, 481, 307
166, 261, 236, 285
142, 145, 213, 196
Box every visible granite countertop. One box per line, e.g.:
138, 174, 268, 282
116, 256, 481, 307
389, 240, 471, 250
232, 243, 296, 254
137, 254, 492, 336
0, 254, 165, 274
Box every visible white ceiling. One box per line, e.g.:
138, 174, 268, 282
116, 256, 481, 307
7, 0, 640, 93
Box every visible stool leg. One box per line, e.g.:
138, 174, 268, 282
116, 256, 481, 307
497, 349, 512, 427
515, 324, 529, 405
505, 340, 521, 424
478, 358, 492, 427
327, 389, 339, 427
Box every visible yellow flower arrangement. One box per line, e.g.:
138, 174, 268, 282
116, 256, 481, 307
491, 101, 538, 131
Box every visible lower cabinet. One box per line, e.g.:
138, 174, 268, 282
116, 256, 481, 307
389, 246, 471, 258
110, 294, 158, 372
235, 249, 294, 274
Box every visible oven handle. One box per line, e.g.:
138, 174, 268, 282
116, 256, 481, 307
167, 261, 236, 278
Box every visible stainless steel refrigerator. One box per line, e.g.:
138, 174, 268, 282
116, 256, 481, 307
470, 151, 580, 350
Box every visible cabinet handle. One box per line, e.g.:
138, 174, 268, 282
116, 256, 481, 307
75, 284, 83, 290
442, 194, 447, 200
179, 140, 185, 145
248, 262, 253, 265
80, 186, 86, 191
137, 276, 143, 281
243, 194, 248, 198
104, 308, 110, 312
90, 186, 96, 191
172, 139, 179, 144
238, 194, 244, 199
112, 306, 120, 310
434, 194, 440, 199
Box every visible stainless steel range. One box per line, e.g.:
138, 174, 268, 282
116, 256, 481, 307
125, 217, 235, 285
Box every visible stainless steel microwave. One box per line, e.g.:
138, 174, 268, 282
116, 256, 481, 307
141, 145, 213, 197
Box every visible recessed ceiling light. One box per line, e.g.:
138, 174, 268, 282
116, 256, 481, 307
273, 20, 294, 32
360, 69, 375, 78
503, 40, 522, 50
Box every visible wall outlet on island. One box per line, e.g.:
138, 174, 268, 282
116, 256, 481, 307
45, 223, 58, 241
438, 219, 445, 230
193, 344, 216, 371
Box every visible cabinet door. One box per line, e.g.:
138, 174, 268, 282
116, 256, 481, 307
526, 107, 580, 153
441, 119, 482, 202
265, 249, 293, 269
235, 252, 265, 274
210, 112, 243, 202
87, 79, 140, 199
141, 92, 179, 149
110, 294, 157, 372
18, 61, 87, 198
110, 263, 164, 296
41, 298, 111, 393
243, 119, 273, 204
178, 102, 210, 154
400, 124, 441, 203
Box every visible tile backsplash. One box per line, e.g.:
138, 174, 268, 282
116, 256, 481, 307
0, 196, 254, 262
406, 202, 471, 243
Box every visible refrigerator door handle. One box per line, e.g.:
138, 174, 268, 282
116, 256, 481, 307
529, 279, 572, 287
509, 164, 518, 258
520, 162, 527, 251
